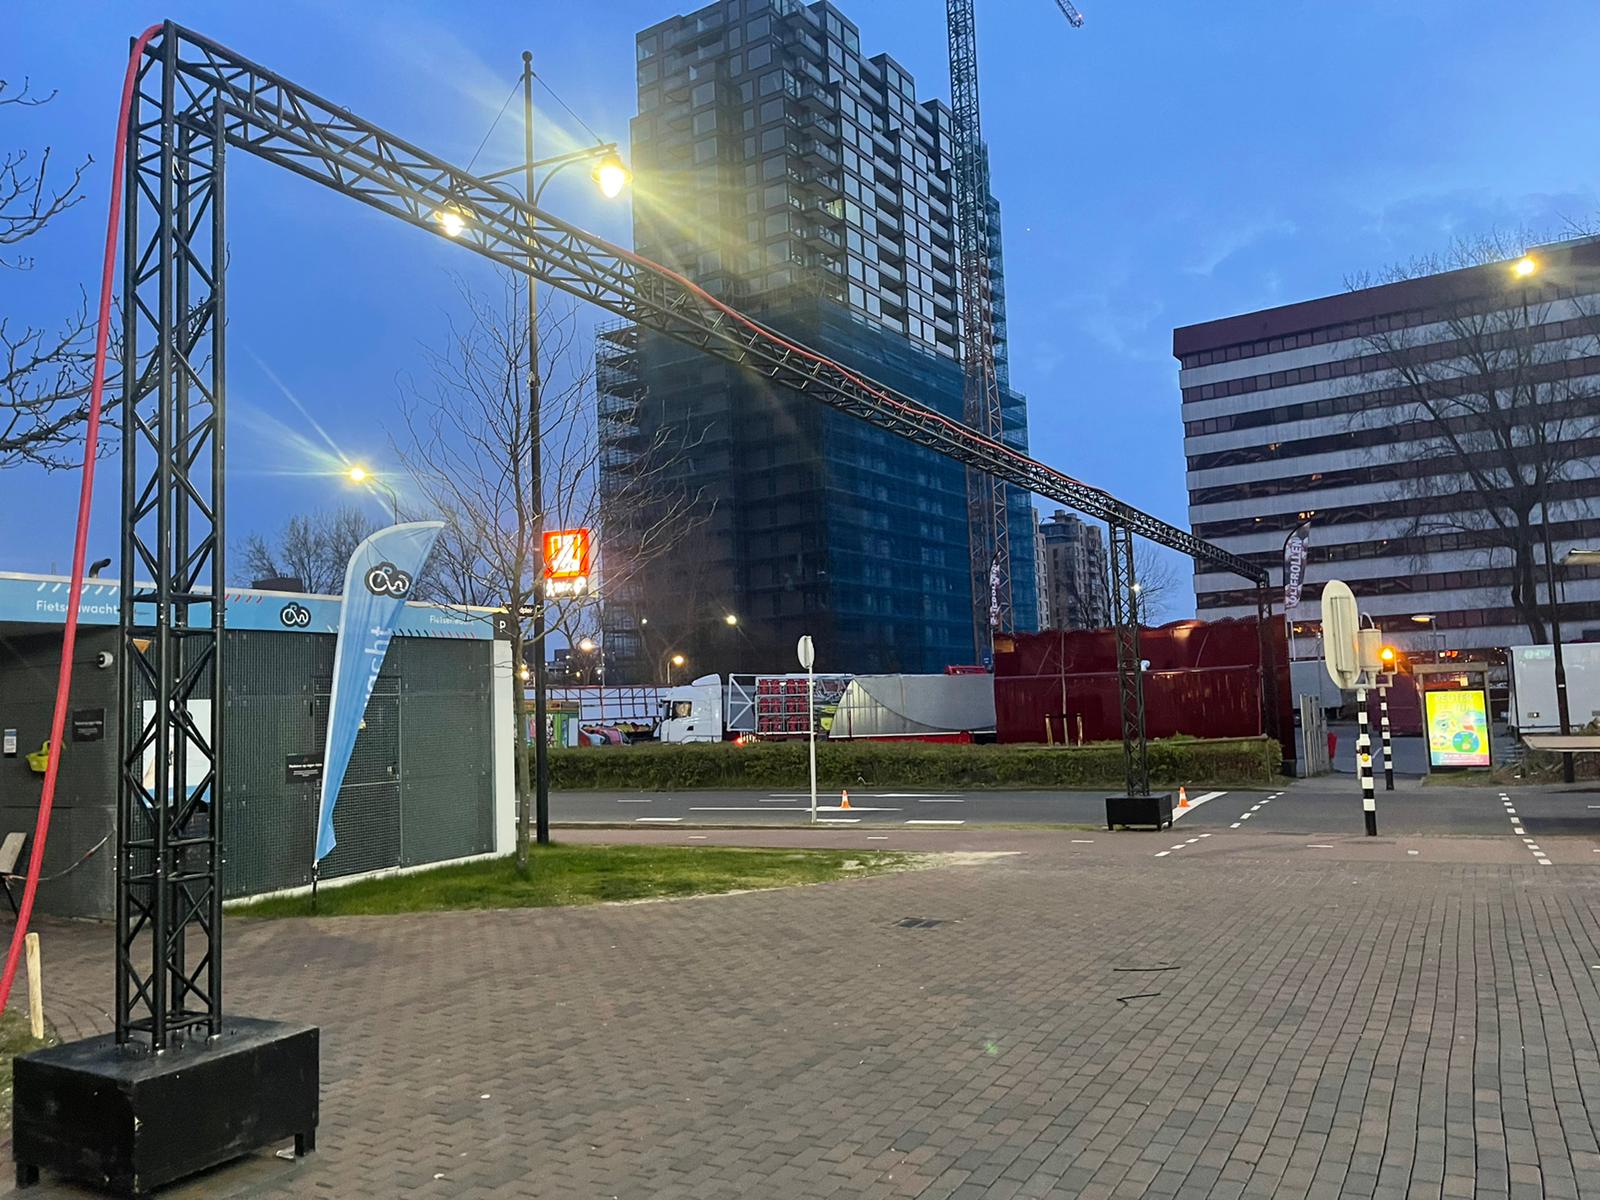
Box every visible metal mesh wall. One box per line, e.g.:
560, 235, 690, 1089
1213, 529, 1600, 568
220, 630, 496, 897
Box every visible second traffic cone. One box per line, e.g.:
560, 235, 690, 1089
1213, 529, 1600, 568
839, 789, 851, 810
1178, 786, 1189, 808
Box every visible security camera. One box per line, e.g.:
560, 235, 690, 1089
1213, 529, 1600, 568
95, 651, 115, 670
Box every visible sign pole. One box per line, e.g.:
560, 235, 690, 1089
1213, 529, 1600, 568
797, 634, 817, 825
1379, 682, 1394, 791
1357, 685, 1376, 835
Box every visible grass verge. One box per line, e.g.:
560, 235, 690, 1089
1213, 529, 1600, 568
237, 844, 917, 919
2, 1009, 57, 1133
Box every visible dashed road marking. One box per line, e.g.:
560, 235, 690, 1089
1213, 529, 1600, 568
905, 819, 963, 826
636, 817, 682, 823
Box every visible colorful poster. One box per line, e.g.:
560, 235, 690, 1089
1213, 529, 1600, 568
1424, 689, 1491, 768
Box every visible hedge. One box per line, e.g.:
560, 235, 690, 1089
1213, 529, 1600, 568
547, 736, 1282, 791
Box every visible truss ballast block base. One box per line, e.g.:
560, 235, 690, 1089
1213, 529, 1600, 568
1105, 793, 1174, 832
12, 1018, 318, 1197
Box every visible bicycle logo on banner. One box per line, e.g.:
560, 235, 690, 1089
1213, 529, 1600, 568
364, 560, 413, 598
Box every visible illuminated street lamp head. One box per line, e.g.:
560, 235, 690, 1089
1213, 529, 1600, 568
578, 637, 597, 653
671, 653, 685, 667
431, 205, 468, 238
347, 465, 368, 483
1513, 256, 1537, 278
723, 613, 738, 626
1379, 645, 1397, 665
591, 152, 632, 200
1410, 613, 1436, 624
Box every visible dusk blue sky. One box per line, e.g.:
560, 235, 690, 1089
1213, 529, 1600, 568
6, 1, 1599, 605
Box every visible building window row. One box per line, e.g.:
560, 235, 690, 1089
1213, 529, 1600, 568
1192, 476, 1600, 541
1182, 314, 1600, 406
1186, 389, 1600, 472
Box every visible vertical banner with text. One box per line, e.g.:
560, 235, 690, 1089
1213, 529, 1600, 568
1283, 523, 1311, 610
314, 521, 444, 865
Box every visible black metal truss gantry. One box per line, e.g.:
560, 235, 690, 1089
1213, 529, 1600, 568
116, 22, 1273, 1043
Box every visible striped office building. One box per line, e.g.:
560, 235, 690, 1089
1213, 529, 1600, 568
1173, 237, 1600, 658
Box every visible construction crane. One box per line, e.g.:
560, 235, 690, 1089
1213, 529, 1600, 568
946, 0, 1083, 662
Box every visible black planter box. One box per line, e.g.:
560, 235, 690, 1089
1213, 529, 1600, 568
14, 1016, 318, 1197
1105, 792, 1174, 831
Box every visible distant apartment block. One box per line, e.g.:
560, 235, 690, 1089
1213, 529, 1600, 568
1174, 237, 1600, 656
1039, 509, 1109, 631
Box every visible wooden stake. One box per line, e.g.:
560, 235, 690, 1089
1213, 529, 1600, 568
24, 931, 44, 1040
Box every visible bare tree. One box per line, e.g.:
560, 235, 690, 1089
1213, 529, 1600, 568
239, 506, 376, 594
1351, 233, 1600, 643
1133, 547, 1184, 625
1, 78, 106, 470
392, 276, 703, 864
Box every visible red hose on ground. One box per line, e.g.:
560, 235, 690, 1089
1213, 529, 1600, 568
0, 24, 163, 1018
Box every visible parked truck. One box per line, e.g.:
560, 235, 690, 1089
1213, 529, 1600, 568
1508, 643, 1600, 734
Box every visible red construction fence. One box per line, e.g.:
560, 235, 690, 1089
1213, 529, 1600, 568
994, 618, 1293, 753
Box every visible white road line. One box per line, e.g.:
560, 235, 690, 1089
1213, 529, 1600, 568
1170, 790, 1226, 821
905, 819, 964, 826
1240, 812, 1253, 820
689, 806, 806, 812
1230, 822, 1242, 829
814, 805, 900, 812
916, 798, 967, 804
867, 835, 889, 840
1307, 844, 1334, 849
687, 835, 707, 840
1071, 839, 1095, 844
1199, 833, 1212, 838
616, 798, 653, 804
1249, 805, 1262, 812
1154, 851, 1170, 857
817, 818, 860, 825
635, 817, 682, 823
1407, 850, 1420, 856
1185, 838, 1200, 844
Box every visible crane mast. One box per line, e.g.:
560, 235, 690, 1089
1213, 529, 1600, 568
947, 0, 1083, 661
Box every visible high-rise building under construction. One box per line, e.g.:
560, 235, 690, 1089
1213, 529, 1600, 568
599, 0, 1036, 681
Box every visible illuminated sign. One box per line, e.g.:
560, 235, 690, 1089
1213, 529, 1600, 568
542, 528, 593, 598
1424, 689, 1491, 769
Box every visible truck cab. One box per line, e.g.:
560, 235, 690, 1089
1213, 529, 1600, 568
655, 675, 724, 743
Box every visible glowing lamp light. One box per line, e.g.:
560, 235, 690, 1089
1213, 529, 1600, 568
591, 153, 632, 199
671, 654, 685, 667
1512, 256, 1537, 278
1379, 646, 1397, 665
432, 206, 468, 238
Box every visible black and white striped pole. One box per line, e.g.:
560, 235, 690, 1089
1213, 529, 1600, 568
1356, 685, 1377, 835
1379, 683, 1394, 791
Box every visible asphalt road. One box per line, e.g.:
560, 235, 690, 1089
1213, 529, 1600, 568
554, 778, 1600, 840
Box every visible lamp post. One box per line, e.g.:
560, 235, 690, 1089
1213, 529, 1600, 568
346, 465, 400, 523
1410, 613, 1440, 663
1512, 255, 1574, 782
438, 54, 631, 848
666, 652, 685, 686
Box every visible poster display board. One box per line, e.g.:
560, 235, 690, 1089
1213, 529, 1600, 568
1424, 689, 1491, 769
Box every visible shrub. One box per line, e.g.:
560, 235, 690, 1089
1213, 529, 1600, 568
547, 736, 1281, 791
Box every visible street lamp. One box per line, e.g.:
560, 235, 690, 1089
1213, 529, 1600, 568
346, 464, 400, 523
1509, 254, 1574, 780
667, 652, 685, 686
1410, 613, 1440, 663
442, 52, 631, 851
723, 613, 739, 627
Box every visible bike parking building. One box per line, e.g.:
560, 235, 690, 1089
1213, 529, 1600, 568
0, 571, 517, 917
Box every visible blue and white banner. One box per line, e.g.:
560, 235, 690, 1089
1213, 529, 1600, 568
314, 522, 443, 865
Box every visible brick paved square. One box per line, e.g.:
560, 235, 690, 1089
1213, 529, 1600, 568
6, 831, 1600, 1198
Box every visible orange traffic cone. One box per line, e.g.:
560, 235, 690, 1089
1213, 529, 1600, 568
839, 790, 851, 810
1178, 786, 1189, 808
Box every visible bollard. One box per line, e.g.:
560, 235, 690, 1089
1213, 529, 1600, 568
25, 931, 44, 1040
